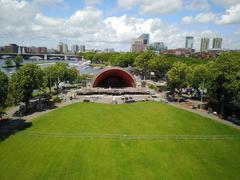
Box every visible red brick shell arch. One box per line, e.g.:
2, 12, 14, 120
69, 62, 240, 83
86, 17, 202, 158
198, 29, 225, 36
92, 67, 136, 88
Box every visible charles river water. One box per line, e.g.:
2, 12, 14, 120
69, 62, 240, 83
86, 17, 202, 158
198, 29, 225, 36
0, 59, 101, 76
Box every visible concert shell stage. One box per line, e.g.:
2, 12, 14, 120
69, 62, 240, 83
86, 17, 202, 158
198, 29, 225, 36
92, 67, 137, 88
77, 67, 150, 95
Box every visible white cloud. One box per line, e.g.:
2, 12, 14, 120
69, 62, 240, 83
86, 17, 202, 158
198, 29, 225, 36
140, 0, 183, 14
0, 0, 239, 51
118, 0, 183, 14
68, 7, 103, 27
182, 16, 194, 24
33, 0, 64, 6
195, 12, 217, 23
186, 0, 210, 11
235, 29, 240, 35
85, 0, 102, 6
104, 14, 182, 48
182, 12, 217, 24
35, 13, 64, 26
212, 0, 240, 7
117, 0, 140, 9
217, 4, 240, 25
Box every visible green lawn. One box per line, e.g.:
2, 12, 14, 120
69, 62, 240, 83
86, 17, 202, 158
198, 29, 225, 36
0, 102, 240, 180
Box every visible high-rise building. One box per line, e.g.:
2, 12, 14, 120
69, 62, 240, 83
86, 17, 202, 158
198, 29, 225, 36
150, 42, 167, 51
185, 36, 194, 49
80, 45, 85, 52
57, 42, 63, 53
71, 45, 79, 53
138, 33, 150, 45
212, 37, 222, 49
200, 38, 209, 51
36, 47, 47, 54
63, 43, 68, 54
4, 44, 18, 53
131, 33, 150, 52
131, 38, 147, 52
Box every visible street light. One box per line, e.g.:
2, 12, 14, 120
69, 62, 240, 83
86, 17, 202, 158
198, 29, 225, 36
199, 78, 207, 110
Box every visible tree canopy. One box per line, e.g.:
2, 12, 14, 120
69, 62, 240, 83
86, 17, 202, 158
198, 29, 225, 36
8, 64, 44, 110
167, 62, 189, 97
14, 55, 23, 67
0, 71, 8, 107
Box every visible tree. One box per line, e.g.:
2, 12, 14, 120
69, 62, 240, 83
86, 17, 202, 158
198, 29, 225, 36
5, 59, 13, 67
113, 52, 137, 67
66, 67, 79, 83
206, 52, 240, 116
149, 55, 175, 79
8, 64, 44, 111
167, 62, 189, 101
43, 62, 78, 94
134, 50, 155, 79
83, 52, 95, 61
14, 55, 23, 67
0, 71, 8, 108
187, 64, 213, 93
43, 65, 55, 94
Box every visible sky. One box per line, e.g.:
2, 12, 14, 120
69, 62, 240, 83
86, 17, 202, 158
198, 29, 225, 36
0, 0, 240, 51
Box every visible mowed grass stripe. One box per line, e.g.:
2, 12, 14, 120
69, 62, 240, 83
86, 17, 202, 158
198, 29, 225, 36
0, 102, 240, 180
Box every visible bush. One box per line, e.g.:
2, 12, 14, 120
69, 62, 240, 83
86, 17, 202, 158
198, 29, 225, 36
52, 96, 62, 103
5, 59, 13, 67
158, 85, 168, 92
148, 84, 157, 90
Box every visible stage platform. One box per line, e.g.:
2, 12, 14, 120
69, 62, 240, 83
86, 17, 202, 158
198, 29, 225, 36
76, 87, 151, 95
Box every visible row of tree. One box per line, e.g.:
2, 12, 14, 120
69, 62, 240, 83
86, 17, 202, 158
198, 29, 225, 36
168, 52, 240, 118
80, 51, 206, 78
81, 50, 240, 118
0, 62, 83, 115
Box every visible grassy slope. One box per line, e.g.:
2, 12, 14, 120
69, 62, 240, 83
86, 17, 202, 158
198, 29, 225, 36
0, 102, 240, 180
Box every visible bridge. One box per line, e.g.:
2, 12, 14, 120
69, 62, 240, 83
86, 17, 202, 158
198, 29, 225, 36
0, 52, 82, 61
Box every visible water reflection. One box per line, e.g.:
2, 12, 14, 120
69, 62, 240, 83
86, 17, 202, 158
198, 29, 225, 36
0, 59, 101, 76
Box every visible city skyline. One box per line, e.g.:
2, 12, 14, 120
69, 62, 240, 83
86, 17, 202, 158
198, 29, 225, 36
0, 0, 240, 51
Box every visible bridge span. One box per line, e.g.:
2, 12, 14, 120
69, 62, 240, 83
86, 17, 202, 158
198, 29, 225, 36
0, 52, 82, 61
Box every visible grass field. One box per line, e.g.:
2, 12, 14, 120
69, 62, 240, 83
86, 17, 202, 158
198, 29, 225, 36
0, 102, 240, 180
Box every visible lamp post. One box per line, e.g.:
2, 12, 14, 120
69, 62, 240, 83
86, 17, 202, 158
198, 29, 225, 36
199, 78, 207, 110
49, 71, 52, 95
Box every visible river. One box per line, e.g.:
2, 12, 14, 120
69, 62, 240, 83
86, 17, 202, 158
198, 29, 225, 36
0, 59, 101, 76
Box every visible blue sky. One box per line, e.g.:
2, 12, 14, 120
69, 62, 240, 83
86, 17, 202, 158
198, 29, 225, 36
0, 0, 240, 51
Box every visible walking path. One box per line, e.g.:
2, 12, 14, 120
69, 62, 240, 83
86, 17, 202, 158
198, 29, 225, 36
3, 95, 240, 130
169, 102, 240, 129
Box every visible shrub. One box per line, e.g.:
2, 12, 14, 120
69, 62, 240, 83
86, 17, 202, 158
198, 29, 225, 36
148, 83, 157, 90
52, 96, 62, 103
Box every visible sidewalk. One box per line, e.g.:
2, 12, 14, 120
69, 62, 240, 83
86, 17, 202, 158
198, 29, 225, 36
3, 97, 240, 130
4, 98, 82, 121
168, 102, 240, 130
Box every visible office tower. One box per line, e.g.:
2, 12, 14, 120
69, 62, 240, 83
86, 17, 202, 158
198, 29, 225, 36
57, 42, 63, 53
150, 42, 167, 51
80, 45, 85, 52
212, 37, 222, 49
4, 44, 18, 53
63, 43, 68, 54
131, 33, 150, 52
138, 33, 150, 45
200, 38, 209, 51
71, 45, 79, 53
131, 38, 147, 52
185, 36, 194, 49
